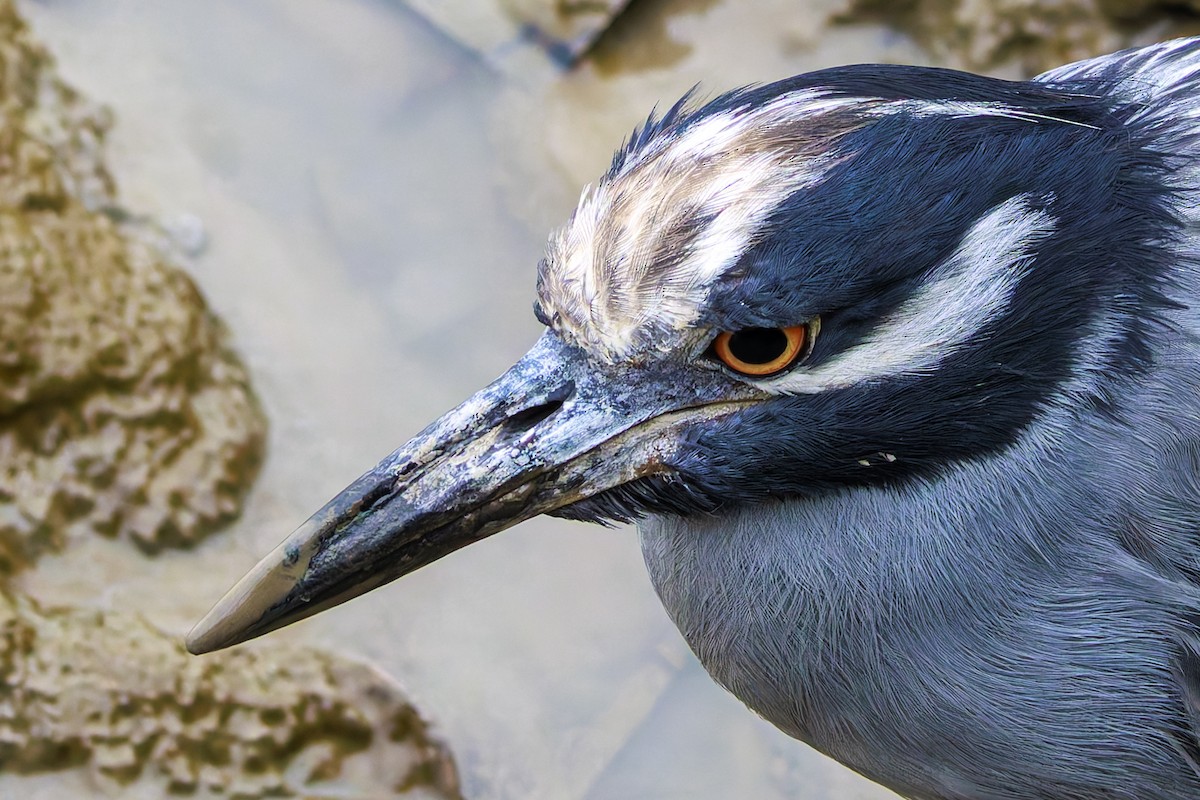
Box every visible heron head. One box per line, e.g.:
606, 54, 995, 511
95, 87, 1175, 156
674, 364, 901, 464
188, 64, 1171, 654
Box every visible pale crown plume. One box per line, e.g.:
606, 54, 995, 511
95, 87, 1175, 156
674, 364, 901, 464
538, 90, 874, 363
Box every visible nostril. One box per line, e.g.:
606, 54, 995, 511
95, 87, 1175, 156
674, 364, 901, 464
502, 381, 575, 434
353, 479, 396, 518
505, 400, 562, 431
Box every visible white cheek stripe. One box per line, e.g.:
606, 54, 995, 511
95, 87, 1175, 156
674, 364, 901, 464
763, 194, 1057, 394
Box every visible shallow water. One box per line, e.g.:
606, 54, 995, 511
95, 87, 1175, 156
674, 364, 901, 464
8, 1, 972, 797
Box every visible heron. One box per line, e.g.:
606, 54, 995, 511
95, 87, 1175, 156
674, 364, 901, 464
189, 38, 1200, 799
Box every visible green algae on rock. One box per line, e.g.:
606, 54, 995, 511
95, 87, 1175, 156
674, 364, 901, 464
0, 0, 265, 572
0, 592, 461, 798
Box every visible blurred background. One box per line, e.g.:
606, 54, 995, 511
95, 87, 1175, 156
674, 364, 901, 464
2, 1, 1199, 798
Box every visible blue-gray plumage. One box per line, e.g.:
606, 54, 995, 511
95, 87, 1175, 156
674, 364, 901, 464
190, 39, 1200, 799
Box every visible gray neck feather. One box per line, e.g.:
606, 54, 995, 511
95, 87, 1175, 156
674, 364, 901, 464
638, 348, 1200, 798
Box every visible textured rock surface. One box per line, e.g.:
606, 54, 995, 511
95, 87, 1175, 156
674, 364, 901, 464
843, 0, 1200, 74
0, 4, 462, 797
0, 592, 461, 798
0, 0, 266, 572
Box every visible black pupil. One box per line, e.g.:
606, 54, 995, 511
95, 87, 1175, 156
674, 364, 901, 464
728, 327, 789, 364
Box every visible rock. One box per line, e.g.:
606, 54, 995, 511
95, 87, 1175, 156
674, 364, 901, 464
841, 0, 1200, 75
397, 0, 632, 77
0, 591, 460, 798
0, 0, 266, 571
0, 5, 464, 796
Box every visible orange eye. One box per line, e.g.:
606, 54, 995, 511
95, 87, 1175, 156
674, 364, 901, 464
712, 324, 811, 377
